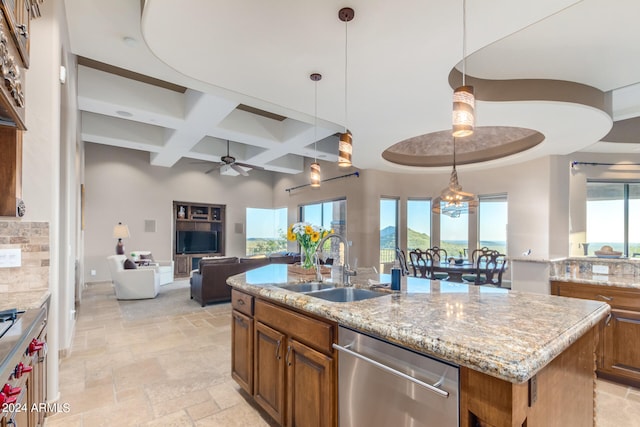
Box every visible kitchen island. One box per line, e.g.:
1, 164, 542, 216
228, 264, 609, 427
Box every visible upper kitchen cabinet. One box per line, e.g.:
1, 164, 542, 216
2, 0, 31, 68
0, 1, 27, 129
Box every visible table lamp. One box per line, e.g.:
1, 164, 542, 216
113, 222, 130, 255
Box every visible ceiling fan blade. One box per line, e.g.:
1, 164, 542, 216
231, 163, 249, 176
235, 161, 264, 171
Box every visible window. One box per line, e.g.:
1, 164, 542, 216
245, 207, 288, 255
407, 199, 431, 250
478, 194, 508, 254
439, 201, 468, 258
300, 199, 347, 264
380, 198, 398, 264
300, 199, 346, 235
586, 182, 640, 256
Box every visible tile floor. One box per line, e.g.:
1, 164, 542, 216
43, 281, 640, 426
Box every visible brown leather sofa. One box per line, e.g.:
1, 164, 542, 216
190, 253, 299, 306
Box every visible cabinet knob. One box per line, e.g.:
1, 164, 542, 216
28, 338, 44, 355
0, 391, 17, 406
286, 345, 292, 367
276, 340, 282, 360
16, 24, 28, 39
234, 315, 245, 327
13, 362, 32, 378
2, 383, 20, 396
237, 299, 245, 306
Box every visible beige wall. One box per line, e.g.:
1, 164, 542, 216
84, 143, 276, 282
16, 0, 77, 402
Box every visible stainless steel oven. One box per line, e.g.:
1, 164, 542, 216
334, 326, 459, 427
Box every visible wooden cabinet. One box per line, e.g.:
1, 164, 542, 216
173, 201, 225, 278
231, 292, 337, 427
231, 290, 254, 395
286, 339, 334, 427
551, 280, 640, 387
0, 127, 22, 216
1, 0, 31, 67
254, 321, 286, 423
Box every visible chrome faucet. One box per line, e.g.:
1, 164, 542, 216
315, 233, 357, 285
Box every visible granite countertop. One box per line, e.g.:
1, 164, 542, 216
0, 289, 51, 311
228, 264, 609, 384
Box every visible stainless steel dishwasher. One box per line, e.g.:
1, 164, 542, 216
334, 326, 459, 427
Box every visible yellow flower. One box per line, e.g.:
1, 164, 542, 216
305, 225, 313, 235
311, 231, 320, 242
287, 229, 296, 241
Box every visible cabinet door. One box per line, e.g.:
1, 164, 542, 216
232, 310, 253, 394
175, 255, 189, 276
602, 309, 640, 383
254, 322, 286, 425
286, 339, 335, 427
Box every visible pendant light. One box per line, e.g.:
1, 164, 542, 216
310, 73, 322, 188
432, 138, 477, 217
338, 7, 354, 167
452, 0, 475, 138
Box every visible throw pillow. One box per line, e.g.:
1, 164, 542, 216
123, 258, 137, 269
139, 253, 154, 261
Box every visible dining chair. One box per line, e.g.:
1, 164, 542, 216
409, 249, 438, 279
425, 247, 449, 281
463, 252, 506, 286
395, 247, 410, 276
471, 246, 495, 264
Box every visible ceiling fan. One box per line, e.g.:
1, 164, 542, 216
202, 140, 263, 176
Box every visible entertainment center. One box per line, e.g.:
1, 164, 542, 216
173, 201, 226, 277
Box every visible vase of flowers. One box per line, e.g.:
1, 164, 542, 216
287, 222, 332, 269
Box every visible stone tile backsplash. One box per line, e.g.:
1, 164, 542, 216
550, 257, 640, 278
0, 221, 49, 292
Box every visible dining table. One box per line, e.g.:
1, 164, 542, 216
432, 260, 477, 282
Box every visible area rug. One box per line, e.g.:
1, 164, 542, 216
117, 279, 226, 321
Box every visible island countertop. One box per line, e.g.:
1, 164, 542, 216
227, 264, 610, 384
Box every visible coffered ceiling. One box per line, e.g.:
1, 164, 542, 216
64, 0, 640, 176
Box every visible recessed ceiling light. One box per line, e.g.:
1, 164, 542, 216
122, 36, 138, 47
116, 110, 133, 117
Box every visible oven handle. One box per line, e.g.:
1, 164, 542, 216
332, 343, 449, 398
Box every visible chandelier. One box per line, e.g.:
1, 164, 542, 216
432, 138, 477, 217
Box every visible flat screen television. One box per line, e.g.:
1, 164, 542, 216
176, 230, 218, 254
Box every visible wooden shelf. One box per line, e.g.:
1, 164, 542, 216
173, 201, 226, 277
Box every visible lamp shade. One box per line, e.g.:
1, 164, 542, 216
310, 162, 321, 187
452, 85, 475, 137
338, 131, 352, 167
112, 223, 130, 239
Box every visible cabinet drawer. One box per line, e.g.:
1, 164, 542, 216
255, 299, 334, 355
232, 289, 254, 316
552, 281, 640, 311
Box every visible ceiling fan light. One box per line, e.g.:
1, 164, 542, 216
310, 162, 321, 187
452, 85, 475, 137
338, 131, 352, 167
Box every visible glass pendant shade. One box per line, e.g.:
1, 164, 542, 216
310, 162, 321, 187
338, 131, 352, 167
452, 85, 475, 137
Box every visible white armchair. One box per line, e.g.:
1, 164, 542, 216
130, 250, 174, 285
106, 255, 160, 300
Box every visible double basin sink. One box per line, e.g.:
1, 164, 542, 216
277, 282, 388, 302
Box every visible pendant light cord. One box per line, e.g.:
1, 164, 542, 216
344, 18, 349, 133
462, 0, 467, 86
314, 78, 318, 162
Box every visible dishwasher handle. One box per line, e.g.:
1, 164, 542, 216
332, 343, 449, 398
